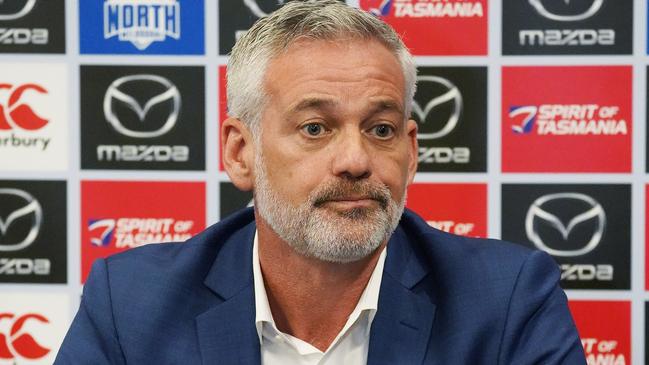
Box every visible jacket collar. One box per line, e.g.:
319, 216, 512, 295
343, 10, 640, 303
195, 208, 436, 365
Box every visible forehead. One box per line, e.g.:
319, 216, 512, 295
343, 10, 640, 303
262, 37, 405, 111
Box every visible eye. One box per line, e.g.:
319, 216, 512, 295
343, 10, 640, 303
301, 122, 327, 137
370, 124, 395, 139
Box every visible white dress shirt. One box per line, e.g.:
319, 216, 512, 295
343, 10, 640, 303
252, 232, 387, 365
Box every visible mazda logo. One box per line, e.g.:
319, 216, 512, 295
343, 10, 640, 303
412, 75, 462, 140
529, 0, 604, 22
0, 188, 42, 252
243, 0, 285, 18
525, 192, 605, 257
0, 0, 36, 21
103, 74, 181, 139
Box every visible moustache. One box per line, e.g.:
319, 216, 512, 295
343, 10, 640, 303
311, 180, 391, 209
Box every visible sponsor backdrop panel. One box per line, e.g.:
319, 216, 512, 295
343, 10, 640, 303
80, 180, 205, 282
358, 0, 488, 55
502, 184, 631, 290
218, 65, 227, 171
79, 0, 204, 54
0, 292, 70, 365
0, 0, 66, 54
502, 0, 633, 55
0, 0, 643, 362
406, 183, 487, 238
219, 181, 253, 220
0, 180, 67, 284
569, 301, 630, 365
80, 65, 205, 171
502, 66, 632, 173
413, 67, 487, 172
0, 63, 68, 171
218, 0, 345, 55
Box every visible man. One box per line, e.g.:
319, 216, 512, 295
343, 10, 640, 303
56, 1, 586, 364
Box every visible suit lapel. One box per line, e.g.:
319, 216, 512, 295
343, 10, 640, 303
368, 221, 437, 365
195, 218, 261, 365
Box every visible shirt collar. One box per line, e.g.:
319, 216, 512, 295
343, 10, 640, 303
252, 230, 387, 344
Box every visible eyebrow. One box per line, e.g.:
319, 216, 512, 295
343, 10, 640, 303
287, 97, 404, 117
368, 99, 404, 116
288, 97, 337, 115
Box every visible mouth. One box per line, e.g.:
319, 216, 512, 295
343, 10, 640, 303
317, 197, 379, 210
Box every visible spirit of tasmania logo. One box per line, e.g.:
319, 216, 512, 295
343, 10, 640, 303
359, 0, 487, 55
80, 180, 205, 282
502, 66, 631, 173
87, 217, 194, 248
509, 104, 627, 136
406, 183, 487, 237
568, 301, 629, 365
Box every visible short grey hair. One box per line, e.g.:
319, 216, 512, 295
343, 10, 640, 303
226, 0, 417, 135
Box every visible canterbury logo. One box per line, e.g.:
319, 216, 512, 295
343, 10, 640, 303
0, 313, 50, 360
0, 84, 49, 131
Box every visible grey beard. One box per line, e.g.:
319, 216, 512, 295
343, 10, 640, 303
253, 151, 404, 263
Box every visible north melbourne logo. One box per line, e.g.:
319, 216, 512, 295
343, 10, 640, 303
88, 217, 194, 248
0, 83, 51, 151
0, 188, 42, 252
0, 313, 50, 361
509, 104, 627, 136
103, 0, 180, 50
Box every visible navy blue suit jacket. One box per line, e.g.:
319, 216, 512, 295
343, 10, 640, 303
55, 208, 586, 364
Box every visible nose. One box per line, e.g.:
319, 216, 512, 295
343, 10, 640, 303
331, 128, 371, 180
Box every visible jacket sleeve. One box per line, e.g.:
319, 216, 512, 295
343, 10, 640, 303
497, 250, 587, 365
54, 259, 127, 365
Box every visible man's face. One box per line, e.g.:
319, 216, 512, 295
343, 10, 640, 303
253, 38, 418, 263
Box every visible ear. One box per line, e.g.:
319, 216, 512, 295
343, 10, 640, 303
405, 119, 418, 185
222, 117, 255, 191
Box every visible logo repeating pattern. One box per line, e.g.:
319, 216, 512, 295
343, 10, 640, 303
0, 181, 66, 284
502, 184, 630, 290
0, 0, 644, 361
80, 0, 204, 54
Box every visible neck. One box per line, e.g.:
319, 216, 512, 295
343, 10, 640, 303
255, 210, 385, 352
